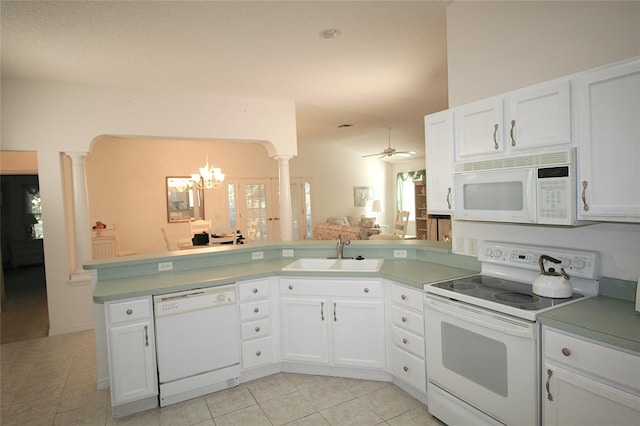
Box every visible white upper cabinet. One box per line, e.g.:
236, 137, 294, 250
454, 96, 504, 159
425, 110, 454, 215
575, 57, 640, 222
454, 79, 572, 161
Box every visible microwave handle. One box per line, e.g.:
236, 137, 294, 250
527, 169, 537, 222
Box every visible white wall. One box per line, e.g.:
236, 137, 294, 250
446, 1, 640, 281
1, 78, 297, 335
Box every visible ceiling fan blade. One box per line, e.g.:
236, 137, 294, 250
362, 152, 385, 158
395, 150, 417, 157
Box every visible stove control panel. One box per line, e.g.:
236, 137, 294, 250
478, 241, 598, 279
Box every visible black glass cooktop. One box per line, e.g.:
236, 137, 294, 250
431, 275, 583, 311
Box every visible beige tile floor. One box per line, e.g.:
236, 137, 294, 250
1, 329, 444, 425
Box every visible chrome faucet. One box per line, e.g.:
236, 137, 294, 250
336, 234, 351, 259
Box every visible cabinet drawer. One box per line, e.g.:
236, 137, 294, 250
390, 305, 424, 336
280, 279, 382, 298
238, 280, 270, 301
241, 318, 271, 340
242, 337, 273, 369
391, 324, 425, 358
391, 346, 426, 393
544, 328, 640, 392
107, 298, 151, 325
239, 299, 270, 321
390, 284, 423, 311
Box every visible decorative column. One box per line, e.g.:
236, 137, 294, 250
276, 155, 293, 241
65, 152, 92, 278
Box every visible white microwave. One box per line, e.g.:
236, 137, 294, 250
453, 149, 581, 225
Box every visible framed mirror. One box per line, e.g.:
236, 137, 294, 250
166, 177, 204, 222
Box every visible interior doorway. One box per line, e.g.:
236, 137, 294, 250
1, 159, 49, 344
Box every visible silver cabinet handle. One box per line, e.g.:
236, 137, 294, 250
581, 181, 590, 212
510, 120, 516, 146
253, 288, 258, 293
255, 326, 260, 333
446, 187, 452, 209
561, 347, 571, 357
402, 338, 408, 344
401, 317, 407, 323
364, 288, 369, 293
256, 351, 261, 356
401, 294, 407, 300
403, 366, 409, 372
493, 123, 499, 149
144, 325, 149, 347
254, 307, 259, 313
545, 369, 554, 401
333, 302, 337, 322
126, 309, 133, 315
288, 285, 293, 290
320, 301, 324, 321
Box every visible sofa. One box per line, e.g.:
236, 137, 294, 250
312, 216, 380, 240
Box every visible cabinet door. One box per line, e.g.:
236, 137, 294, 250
543, 363, 640, 426
454, 97, 504, 159
331, 299, 386, 369
575, 59, 640, 222
425, 110, 454, 215
508, 79, 571, 151
108, 321, 157, 405
280, 296, 328, 364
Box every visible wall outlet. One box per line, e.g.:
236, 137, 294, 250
157, 261, 173, 272
282, 249, 294, 257
251, 251, 264, 260
455, 237, 465, 253
468, 238, 478, 256
393, 249, 407, 258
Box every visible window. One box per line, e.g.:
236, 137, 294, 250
25, 185, 43, 239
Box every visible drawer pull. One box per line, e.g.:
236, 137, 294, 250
256, 351, 261, 356
401, 317, 407, 323
289, 285, 293, 290
255, 326, 260, 332
545, 368, 554, 401
493, 123, 499, 149
401, 294, 407, 300
402, 338, 408, 344
126, 309, 133, 315
561, 347, 571, 357
254, 308, 259, 313
510, 120, 516, 146
403, 366, 409, 372
364, 288, 369, 293
253, 288, 258, 293
144, 325, 149, 347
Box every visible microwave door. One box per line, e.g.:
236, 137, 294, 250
454, 168, 536, 223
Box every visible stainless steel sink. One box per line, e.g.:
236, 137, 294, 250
282, 258, 384, 272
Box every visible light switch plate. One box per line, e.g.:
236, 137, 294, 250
393, 249, 407, 258
282, 249, 294, 257
252, 251, 264, 260
157, 261, 173, 272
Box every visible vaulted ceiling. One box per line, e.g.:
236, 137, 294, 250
1, 1, 450, 160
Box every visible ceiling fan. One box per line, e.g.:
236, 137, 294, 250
362, 127, 416, 159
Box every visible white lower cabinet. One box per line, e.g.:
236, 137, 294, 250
542, 327, 640, 426
279, 278, 385, 370
238, 279, 275, 370
386, 281, 426, 395
105, 296, 157, 414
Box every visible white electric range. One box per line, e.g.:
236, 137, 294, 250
423, 241, 599, 426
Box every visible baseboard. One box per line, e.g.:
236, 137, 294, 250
48, 322, 94, 336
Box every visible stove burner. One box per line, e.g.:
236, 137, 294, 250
470, 276, 503, 286
493, 292, 540, 304
446, 283, 477, 291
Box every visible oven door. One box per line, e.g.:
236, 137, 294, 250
424, 294, 538, 426
454, 167, 536, 223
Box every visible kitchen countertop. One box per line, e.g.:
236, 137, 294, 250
92, 258, 478, 302
538, 296, 640, 354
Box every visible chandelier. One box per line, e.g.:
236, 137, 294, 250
191, 156, 225, 189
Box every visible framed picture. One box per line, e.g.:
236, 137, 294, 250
354, 186, 373, 207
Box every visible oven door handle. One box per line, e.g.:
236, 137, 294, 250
424, 296, 535, 339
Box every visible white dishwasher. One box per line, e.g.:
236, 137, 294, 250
154, 284, 240, 407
